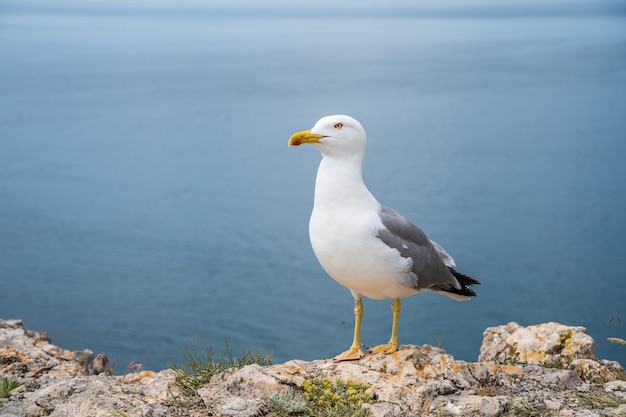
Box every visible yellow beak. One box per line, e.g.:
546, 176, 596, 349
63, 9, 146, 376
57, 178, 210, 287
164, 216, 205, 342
288, 129, 323, 147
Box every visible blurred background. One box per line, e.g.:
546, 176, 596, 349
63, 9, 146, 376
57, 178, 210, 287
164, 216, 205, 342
1, 0, 625, 371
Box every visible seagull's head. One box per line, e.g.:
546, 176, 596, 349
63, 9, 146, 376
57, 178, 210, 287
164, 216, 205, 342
288, 115, 367, 158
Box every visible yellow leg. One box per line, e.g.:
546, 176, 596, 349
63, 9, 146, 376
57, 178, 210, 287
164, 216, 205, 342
334, 298, 365, 361
368, 298, 401, 355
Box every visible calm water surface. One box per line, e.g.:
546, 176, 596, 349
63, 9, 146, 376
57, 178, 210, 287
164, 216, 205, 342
1, 1, 625, 370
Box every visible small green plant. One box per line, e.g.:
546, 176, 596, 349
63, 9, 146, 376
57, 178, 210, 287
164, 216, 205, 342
267, 377, 373, 417
170, 339, 272, 399
582, 392, 626, 409
495, 354, 525, 366
267, 388, 309, 416
1, 377, 24, 399
301, 377, 373, 417
502, 401, 549, 417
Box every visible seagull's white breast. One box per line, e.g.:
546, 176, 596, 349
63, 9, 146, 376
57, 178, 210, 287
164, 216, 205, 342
309, 201, 420, 300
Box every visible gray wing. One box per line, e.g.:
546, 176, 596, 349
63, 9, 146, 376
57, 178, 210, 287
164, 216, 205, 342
377, 205, 461, 292
430, 240, 455, 267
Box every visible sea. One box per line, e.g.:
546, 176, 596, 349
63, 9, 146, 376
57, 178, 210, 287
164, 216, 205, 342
1, 0, 625, 371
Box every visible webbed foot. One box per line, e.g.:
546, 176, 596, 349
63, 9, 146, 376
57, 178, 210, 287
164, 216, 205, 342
333, 347, 365, 361
368, 342, 398, 355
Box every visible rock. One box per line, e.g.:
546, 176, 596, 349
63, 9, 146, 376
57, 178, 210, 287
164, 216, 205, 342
544, 398, 563, 412
1, 319, 624, 417
427, 395, 506, 417
605, 380, 626, 393
198, 364, 288, 417
611, 404, 626, 417
479, 322, 596, 367
0, 319, 175, 417
571, 358, 626, 383
0, 319, 93, 381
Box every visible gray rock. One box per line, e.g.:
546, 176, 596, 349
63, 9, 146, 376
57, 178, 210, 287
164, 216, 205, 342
428, 394, 507, 417
479, 321, 596, 367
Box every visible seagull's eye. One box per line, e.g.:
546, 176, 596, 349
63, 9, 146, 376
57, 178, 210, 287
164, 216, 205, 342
334, 122, 344, 129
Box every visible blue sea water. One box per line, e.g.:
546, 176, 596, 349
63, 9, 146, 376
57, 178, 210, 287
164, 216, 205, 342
1, 0, 625, 371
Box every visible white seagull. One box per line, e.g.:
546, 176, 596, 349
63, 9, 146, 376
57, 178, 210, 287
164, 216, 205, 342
288, 115, 479, 361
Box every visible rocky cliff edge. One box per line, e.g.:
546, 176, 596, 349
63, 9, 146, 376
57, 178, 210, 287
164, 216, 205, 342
1, 319, 625, 417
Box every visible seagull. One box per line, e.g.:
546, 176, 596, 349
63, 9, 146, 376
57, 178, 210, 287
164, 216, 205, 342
288, 115, 479, 361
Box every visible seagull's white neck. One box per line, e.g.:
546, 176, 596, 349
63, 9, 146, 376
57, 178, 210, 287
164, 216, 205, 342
313, 153, 378, 210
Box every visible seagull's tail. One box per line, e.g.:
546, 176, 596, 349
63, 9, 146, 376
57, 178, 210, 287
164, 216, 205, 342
436, 267, 480, 301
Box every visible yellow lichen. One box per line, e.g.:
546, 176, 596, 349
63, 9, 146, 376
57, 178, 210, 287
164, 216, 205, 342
118, 370, 158, 383
34, 340, 48, 348
489, 363, 525, 377
0, 348, 30, 363
417, 364, 437, 379
519, 349, 546, 363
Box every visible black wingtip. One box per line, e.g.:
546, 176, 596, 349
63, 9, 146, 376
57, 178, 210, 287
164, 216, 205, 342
449, 267, 481, 285
446, 266, 480, 297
